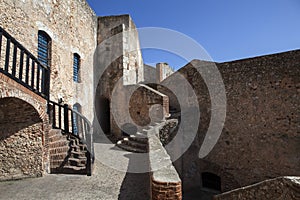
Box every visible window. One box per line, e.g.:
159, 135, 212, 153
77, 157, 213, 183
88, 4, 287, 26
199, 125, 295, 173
38, 31, 51, 67
72, 103, 82, 135
202, 172, 221, 191
73, 53, 80, 83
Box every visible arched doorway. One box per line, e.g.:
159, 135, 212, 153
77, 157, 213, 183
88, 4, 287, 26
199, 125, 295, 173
97, 96, 111, 134
0, 97, 43, 181
201, 172, 221, 191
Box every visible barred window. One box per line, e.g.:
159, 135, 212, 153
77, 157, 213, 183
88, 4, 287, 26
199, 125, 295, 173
38, 31, 51, 67
73, 53, 80, 83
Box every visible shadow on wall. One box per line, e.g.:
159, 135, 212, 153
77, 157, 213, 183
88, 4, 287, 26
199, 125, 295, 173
0, 97, 42, 138
0, 97, 44, 180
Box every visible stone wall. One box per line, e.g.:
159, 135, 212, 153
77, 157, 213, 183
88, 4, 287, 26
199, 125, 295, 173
162, 50, 300, 192
129, 84, 169, 126
214, 176, 300, 200
144, 64, 157, 83
0, 73, 50, 176
156, 63, 174, 83
148, 122, 182, 200
0, 0, 97, 121
95, 15, 144, 138
0, 97, 43, 180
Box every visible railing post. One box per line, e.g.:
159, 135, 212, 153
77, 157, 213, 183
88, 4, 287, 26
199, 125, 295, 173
63, 104, 69, 133
44, 67, 50, 98
86, 126, 94, 176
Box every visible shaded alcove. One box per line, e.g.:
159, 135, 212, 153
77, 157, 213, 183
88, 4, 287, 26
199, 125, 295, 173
96, 96, 111, 134
201, 172, 221, 191
0, 97, 43, 181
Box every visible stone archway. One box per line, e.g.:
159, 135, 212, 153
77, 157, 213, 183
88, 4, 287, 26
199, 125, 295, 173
0, 97, 44, 181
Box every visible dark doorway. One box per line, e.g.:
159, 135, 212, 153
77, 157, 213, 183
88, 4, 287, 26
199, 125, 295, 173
202, 172, 221, 191
98, 96, 110, 134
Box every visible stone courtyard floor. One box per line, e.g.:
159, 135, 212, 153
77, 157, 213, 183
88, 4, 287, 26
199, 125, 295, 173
0, 142, 150, 200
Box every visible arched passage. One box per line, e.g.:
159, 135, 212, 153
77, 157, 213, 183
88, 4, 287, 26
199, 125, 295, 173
0, 97, 44, 181
96, 96, 111, 134
201, 172, 221, 191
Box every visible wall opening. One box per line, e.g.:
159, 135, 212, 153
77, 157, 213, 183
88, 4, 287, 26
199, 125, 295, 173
202, 172, 221, 191
73, 53, 81, 83
38, 30, 51, 68
0, 97, 43, 181
97, 96, 110, 134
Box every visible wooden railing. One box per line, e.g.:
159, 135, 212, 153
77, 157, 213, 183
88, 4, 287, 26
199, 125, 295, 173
48, 101, 94, 175
0, 26, 50, 98
0, 26, 94, 175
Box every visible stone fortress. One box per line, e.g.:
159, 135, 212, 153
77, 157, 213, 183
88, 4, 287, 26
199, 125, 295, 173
0, 0, 299, 199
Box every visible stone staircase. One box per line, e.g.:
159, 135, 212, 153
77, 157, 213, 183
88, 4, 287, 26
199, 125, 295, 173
49, 129, 88, 174
116, 130, 149, 153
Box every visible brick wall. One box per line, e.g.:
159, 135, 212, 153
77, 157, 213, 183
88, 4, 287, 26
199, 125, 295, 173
49, 129, 88, 174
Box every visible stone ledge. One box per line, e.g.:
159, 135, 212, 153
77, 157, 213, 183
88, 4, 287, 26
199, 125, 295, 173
214, 176, 300, 200
148, 122, 182, 200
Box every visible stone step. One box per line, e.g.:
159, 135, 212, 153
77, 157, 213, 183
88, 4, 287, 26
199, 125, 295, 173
116, 142, 147, 153
128, 135, 148, 143
122, 138, 148, 149
49, 146, 70, 155
68, 159, 86, 167
68, 157, 87, 163
70, 145, 86, 151
62, 165, 86, 171
71, 150, 87, 155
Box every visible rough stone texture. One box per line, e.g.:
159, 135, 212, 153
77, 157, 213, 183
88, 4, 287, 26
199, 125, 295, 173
148, 123, 182, 200
0, 73, 50, 175
158, 119, 178, 146
214, 176, 300, 200
0, 97, 43, 180
95, 15, 144, 138
0, 0, 97, 121
129, 84, 169, 126
162, 50, 300, 192
144, 64, 157, 83
156, 63, 174, 83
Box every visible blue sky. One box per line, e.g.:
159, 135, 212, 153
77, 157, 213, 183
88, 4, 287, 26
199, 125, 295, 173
87, 0, 300, 69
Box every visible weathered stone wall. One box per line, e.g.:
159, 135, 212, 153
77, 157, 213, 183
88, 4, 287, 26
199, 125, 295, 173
214, 176, 300, 200
144, 64, 157, 83
129, 84, 169, 126
0, 97, 43, 180
156, 63, 174, 83
0, 0, 97, 121
162, 50, 300, 192
0, 73, 50, 176
148, 122, 182, 200
95, 15, 144, 138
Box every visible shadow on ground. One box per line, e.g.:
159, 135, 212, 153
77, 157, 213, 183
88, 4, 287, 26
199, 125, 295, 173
118, 153, 150, 200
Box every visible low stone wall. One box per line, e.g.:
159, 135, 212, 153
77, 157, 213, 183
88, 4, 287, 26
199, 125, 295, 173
148, 122, 182, 200
214, 176, 300, 200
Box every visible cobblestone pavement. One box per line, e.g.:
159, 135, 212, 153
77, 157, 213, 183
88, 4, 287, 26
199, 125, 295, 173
0, 143, 150, 200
